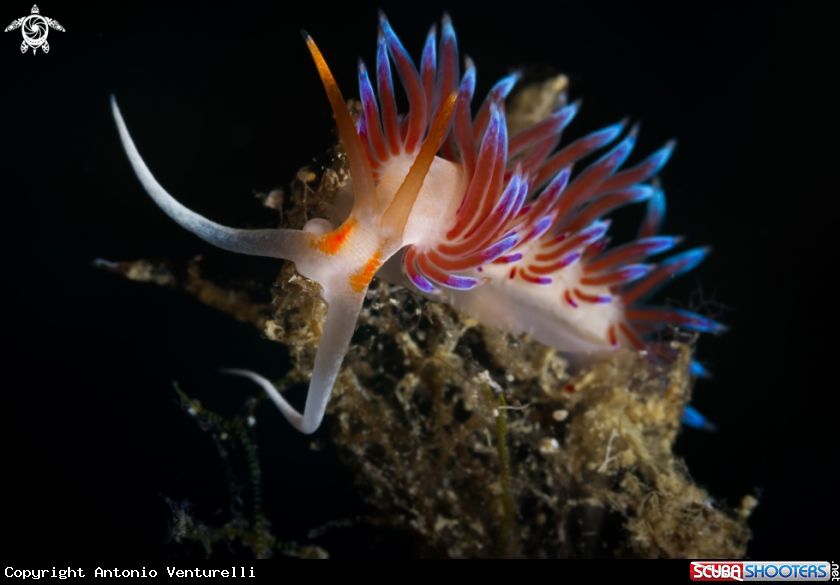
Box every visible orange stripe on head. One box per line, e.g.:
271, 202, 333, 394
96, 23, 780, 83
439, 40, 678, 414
312, 218, 356, 255
348, 250, 383, 293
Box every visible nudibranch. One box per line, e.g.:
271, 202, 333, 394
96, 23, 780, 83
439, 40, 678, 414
111, 13, 724, 434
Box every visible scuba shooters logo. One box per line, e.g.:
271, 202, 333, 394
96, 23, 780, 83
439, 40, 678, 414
4, 5, 65, 54
690, 561, 833, 581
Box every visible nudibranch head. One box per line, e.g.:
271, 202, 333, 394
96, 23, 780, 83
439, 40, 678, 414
112, 12, 724, 434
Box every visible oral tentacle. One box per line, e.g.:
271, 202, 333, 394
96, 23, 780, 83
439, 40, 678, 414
111, 96, 312, 264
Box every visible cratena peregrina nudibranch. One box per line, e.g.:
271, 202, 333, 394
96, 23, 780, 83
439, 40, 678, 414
111, 13, 725, 434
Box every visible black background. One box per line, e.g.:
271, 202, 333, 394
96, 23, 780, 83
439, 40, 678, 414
2, 0, 835, 559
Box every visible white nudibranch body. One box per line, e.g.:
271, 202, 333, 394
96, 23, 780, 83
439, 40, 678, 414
111, 14, 724, 434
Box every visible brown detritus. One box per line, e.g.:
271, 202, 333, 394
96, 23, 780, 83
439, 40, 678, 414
254, 187, 284, 212
94, 256, 270, 331
93, 258, 177, 287
479, 323, 570, 398
264, 261, 326, 382
183, 257, 270, 330
505, 74, 569, 137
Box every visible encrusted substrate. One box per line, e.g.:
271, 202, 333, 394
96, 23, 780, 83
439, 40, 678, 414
104, 78, 753, 558
277, 276, 752, 558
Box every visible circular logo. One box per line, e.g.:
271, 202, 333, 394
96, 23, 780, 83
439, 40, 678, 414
21, 14, 47, 49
